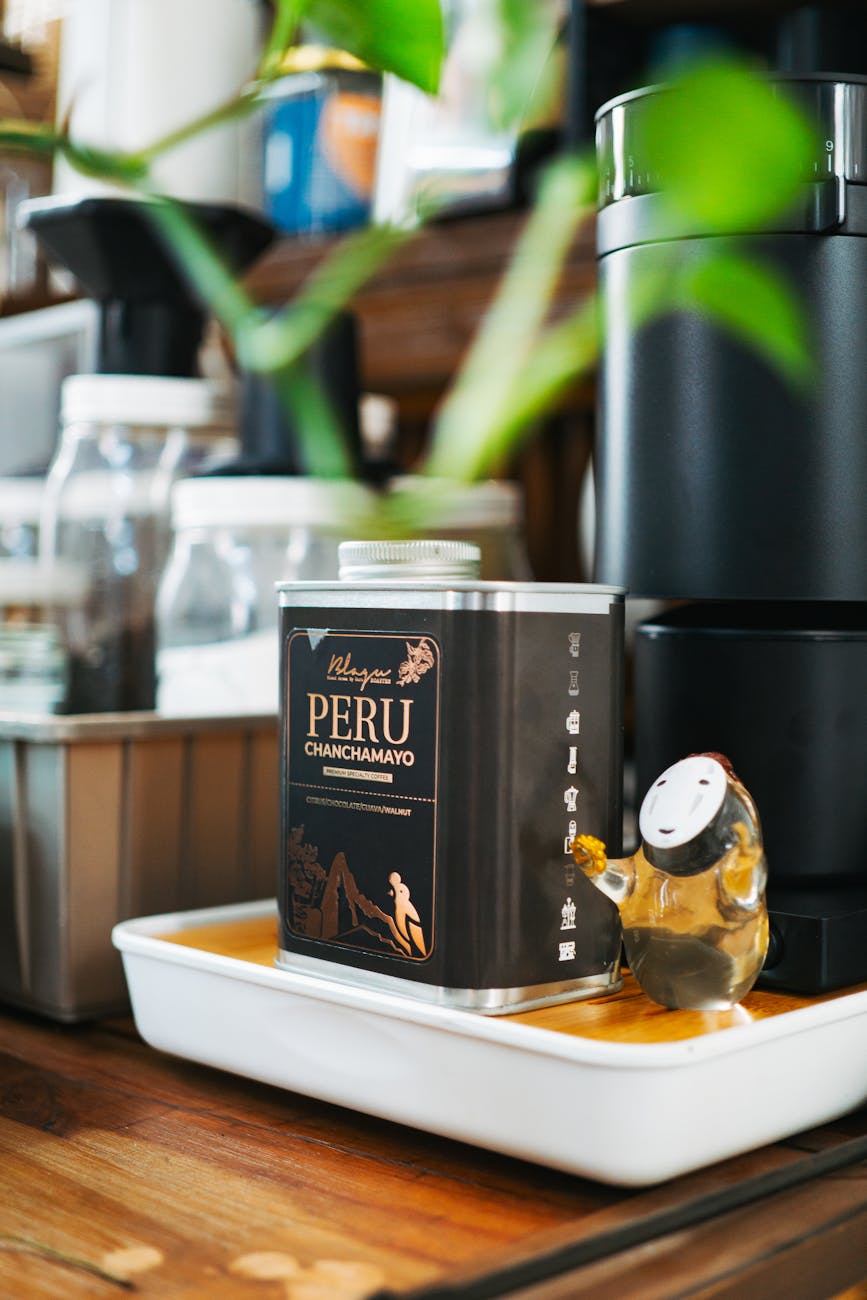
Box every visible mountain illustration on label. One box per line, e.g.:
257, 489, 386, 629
286, 826, 429, 958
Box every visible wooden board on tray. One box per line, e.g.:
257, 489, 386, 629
159, 912, 867, 1046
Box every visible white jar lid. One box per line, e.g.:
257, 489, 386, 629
386, 476, 524, 529
338, 539, 481, 581
170, 475, 375, 531
61, 374, 236, 431
0, 478, 45, 525
47, 469, 165, 519
0, 558, 88, 605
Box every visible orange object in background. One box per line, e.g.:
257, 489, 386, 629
261, 49, 382, 234
320, 91, 381, 198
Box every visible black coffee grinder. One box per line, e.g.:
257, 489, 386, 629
594, 75, 867, 994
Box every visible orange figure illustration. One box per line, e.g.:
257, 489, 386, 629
387, 871, 428, 957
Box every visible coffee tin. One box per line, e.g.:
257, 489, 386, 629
277, 560, 624, 1013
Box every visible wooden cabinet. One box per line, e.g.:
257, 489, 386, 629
246, 211, 598, 419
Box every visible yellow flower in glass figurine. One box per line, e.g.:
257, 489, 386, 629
573, 753, 769, 1010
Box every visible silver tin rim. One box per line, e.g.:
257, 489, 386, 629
277, 580, 625, 615
276, 948, 622, 1015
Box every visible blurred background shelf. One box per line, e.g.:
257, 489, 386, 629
248, 213, 599, 583
247, 211, 598, 421
0, 37, 30, 75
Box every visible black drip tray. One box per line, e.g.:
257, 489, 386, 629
761, 886, 867, 994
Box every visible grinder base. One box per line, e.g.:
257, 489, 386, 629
762, 886, 867, 994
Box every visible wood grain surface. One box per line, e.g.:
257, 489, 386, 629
0, 1002, 864, 1299
1, 911, 866, 1298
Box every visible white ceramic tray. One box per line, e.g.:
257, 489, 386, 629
113, 900, 867, 1187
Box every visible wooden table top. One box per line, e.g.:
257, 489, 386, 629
0, 965, 866, 1298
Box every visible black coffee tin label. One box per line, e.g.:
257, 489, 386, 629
284, 629, 440, 961
279, 596, 625, 1004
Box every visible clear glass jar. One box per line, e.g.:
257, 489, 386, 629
0, 558, 87, 713
40, 374, 235, 713
156, 475, 374, 714
0, 478, 45, 560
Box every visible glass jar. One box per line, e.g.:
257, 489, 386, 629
384, 476, 533, 580
0, 478, 45, 560
156, 475, 374, 714
40, 374, 235, 713
0, 558, 87, 713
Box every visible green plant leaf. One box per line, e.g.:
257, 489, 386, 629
142, 199, 403, 475
242, 222, 411, 373
486, 0, 564, 132
261, 0, 307, 78
302, 0, 444, 94
675, 250, 815, 387
645, 59, 818, 231
425, 155, 595, 481
143, 197, 254, 339
270, 364, 355, 477
455, 294, 599, 479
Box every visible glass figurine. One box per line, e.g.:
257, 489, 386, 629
573, 753, 769, 1010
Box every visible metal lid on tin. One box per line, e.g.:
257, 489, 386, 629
338, 539, 481, 581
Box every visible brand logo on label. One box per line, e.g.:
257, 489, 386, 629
324, 637, 436, 692
397, 638, 436, 685
326, 652, 392, 692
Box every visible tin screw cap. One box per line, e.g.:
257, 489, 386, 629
338, 539, 481, 581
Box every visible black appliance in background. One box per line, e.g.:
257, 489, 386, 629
592, 10, 867, 995
22, 196, 274, 378
24, 197, 367, 481
234, 312, 364, 477
571, 2, 867, 141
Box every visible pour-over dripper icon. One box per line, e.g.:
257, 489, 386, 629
573, 753, 769, 1010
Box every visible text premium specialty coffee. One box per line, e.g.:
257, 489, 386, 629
277, 540, 625, 1013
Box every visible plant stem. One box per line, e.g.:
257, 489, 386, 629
271, 364, 355, 478
134, 86, 264, 167
0, 119, 63, 157
425, 157, 596, 481
243, 222, 411, 373
461, 295, 599, 478
259, 0, 307, 80
141, 195, 255, 339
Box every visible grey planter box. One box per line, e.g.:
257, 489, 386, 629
0, 712, 278, 1020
